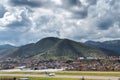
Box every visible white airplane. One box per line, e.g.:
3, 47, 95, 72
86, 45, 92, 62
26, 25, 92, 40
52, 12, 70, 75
48, 73, 55, 76
19, 78, 29, 80
45, 71, 55, 76
16, 66, 27, 70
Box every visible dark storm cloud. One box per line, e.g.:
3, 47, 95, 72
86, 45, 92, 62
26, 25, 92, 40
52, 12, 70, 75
71, 8, 88, 19
96, 15, 120, 30
86, 0, 97, 5
62, 0, 81, 7
96, 15, 119, 30
95, 0, 120, 30
97, 19, 113, 30
105, 0, 118, 5
61, 0, 89, 19
9, 0, 42, 7
6, 11, 31, 28
0, 5, 6, 18
61, 0, 97, 19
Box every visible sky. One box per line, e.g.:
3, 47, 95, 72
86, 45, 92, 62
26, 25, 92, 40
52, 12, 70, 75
0, 0, 120, 46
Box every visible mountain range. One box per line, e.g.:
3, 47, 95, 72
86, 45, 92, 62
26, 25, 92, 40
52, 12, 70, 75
0, 37, 120, 59
85, 40, 120, 56
0, 44, 18, 58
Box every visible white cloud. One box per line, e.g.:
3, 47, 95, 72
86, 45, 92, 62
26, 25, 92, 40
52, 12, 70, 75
51, 0, 62, 5
0, 0, 119, 45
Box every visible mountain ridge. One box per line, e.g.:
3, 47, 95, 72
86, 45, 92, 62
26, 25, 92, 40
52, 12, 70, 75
85, 40, 120, 56
0, 44, 17, 58
1, 37, 120, 59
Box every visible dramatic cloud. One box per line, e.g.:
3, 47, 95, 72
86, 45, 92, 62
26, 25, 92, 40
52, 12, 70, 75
6, 10, 32, 28
0, 0, 120, 45
9, 0, 42, 7
0, 5, 6, 18
9, 0, 53, 8
61, 0, 88, 19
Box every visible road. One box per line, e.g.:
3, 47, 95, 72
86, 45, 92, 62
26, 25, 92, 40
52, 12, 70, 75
0, 74, 120, 80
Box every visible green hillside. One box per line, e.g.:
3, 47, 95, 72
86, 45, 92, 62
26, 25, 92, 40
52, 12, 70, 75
8, 37, 109, 59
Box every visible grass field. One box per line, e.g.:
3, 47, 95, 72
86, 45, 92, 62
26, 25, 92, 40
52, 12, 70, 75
55, 71, 120, 77
0, 76, 98, 80
0, 71, 120, 77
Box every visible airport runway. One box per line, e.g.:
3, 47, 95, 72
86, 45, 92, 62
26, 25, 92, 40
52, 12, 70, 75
0, 74, 120, 80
